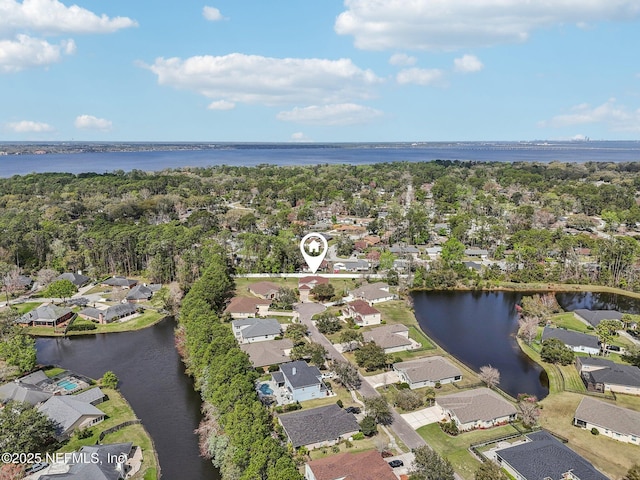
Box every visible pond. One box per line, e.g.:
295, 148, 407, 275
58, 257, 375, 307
36, 317, 220, 480
556, 291, 640, 314
412, 290, 549, 399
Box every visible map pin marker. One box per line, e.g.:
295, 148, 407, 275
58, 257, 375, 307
300, 233, 328, 274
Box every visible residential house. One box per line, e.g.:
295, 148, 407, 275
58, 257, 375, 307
101, 276, 138, 289
464, 248, 489, 260
273, 360, 328, 403
350, 282, 395, 305
363, 324, 415, 354
38, 388, 106, 439
39, 442, 136, 480
279, 404, 360, 449
298, 276, 329, 302
342, 300, 381, 326
240, 339, 293, 369
126, 284, 159, 303
19, 304, 73, 327
425, 246, 442, 259
573, 396, 640, 445
436, 388, 517, 431
541, 327, 601, 355
231, 317, 282, 344
394, 356, 462, 389
248, 281, 281, 299
55, 272, 90, 287
573, 309, 623, 328
342, 259, 370, 272
305, 450, 397, 480
224, 296, 272, 318
496, 430, 608, 480
390, 245, 420, 260
79, 303, 138, 324
463, 261, 482, 272
576, 357, 640, 395
0, 377, 52, 406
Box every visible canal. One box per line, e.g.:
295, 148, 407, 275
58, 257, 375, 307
36, 317, 221, 480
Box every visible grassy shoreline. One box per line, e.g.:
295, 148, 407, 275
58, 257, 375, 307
27, 311, 166, 337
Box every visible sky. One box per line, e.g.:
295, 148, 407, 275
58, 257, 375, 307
1, 0, 640, 142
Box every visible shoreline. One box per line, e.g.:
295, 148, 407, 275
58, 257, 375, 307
27, 312, 167, 338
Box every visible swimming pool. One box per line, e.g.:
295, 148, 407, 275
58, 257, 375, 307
259, 383, 273, 395
56, 378, 78, 391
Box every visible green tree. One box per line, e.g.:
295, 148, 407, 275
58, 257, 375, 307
622, 348, 640, 368
595, 319, 623, 351
273, 287, 297, 310
284, 323, 308, 345
394, 389, 423, 411
363, 396, 393, 425
101, 370, 119, 389
540, 338, 575, 365
315, 312, 342, 334
474, 461, 508, 480
336, 235, 355, 257
359, 415, 378, 436
441, 237, 465, 266
0, 331, 36, 374
410, 446, 455, 480
379, 251, 396, 271
311, 283, 335, 301
43, 279, 77, 301
354, 341, 387, 371
338, 329, 363, 352
330, 360, 361, 389
624, 464, 640, 480
0, 401, 58, 453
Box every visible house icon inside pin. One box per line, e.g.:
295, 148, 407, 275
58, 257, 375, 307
307, 239, 321, 253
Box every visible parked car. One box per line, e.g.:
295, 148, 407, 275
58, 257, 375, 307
26, 463, 48, 474
345, 406, 361, 414
388, 459, 404, 468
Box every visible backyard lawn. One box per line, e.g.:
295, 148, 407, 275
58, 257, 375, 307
26, 311, 165, 336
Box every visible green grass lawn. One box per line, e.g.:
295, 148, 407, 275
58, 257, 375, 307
44, 367, 65, 377
417, 422, 523, 479
27, 311, 165, 336
11, 301, 42, 314
549, 312, 592, 333
376, 300, 416, 325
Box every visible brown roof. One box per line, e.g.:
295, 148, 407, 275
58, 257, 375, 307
299, 275, 329, 286
240, 339, 293, 368
347, 299, 380, 316
224, 296, 271, 314
248, 281, 280, 296
306, 450, 397, 480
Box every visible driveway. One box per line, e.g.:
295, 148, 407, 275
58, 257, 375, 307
401, 406, 443, 429
364, 371, 401, 388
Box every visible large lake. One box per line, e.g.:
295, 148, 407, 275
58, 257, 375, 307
36, 318, 220, 480
3, 140, 640, 176
413, 290, 549, 399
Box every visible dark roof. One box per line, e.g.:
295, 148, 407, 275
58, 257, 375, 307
280, 360, 322, 389
577, 357, 615, 369
79, 304, 137, 322
497, 430, 608, 480
74, 387, 105, 404
125, 284, 153, 300
231, 317, 281, 339
279, 404, 360, 447
40, 442, 133, 480
541, 327, 600, 350
55, 272, 90, 286
587, 363, 640, 388
102, 276, 137, 288
0, 381, 52, 406
573, 309, 623, 327
19, 305, 72, 324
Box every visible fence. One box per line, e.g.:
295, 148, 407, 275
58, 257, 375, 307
98, 419, 141, 442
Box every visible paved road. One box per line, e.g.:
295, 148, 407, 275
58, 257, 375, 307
295, 302, 427, 451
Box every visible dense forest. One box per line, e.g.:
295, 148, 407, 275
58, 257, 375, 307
1, 161, 640, 291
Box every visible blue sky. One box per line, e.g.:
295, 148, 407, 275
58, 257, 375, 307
1, 0, 640, 142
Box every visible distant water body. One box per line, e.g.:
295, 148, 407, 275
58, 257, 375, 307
2, 141, 640, 177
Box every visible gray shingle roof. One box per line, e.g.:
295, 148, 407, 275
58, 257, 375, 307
279, 404, 360, 447
436, 388, 516, 424
497, 430, 608, 480
55, 272, 90, 287
350, 283, 391, 301
280, 360, 322, 389
394, 356, 462, 384
587, 363, 640, 388
542, 327, 600, 350
574, 309, 623, 327
0, 381, 52, 406
102, 276, 137, 288
74, 387, 105, 405
363, 324, 410, 350
125, 284, 153, 300
574, 396, 640, 438
232, 317, 281, 339
40, 443, 133, 480
19, 305, 72, 324
38, 395, 104, 436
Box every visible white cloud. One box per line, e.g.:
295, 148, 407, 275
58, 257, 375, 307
203, 6, 225, 21
74, 114, 113, 131
145, 53, 381, 107
276, 103, 383, 126
207, 100, 235, 110
396, 67, 444, 86
389, 53, 417, 66
5, 120, 54, 132
335, 0, 640, 51
0, 0, 137, 35
454, 54, 483, 73
290, 132, 312, 142
539, 98, 640, 133
0, 34, 75, 72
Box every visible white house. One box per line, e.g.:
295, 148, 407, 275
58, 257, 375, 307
436, 388, 517, 432
342, 300, 381, 326
394, 356, 462, 389
231, 317, 282, 344
573, 396, 640, 445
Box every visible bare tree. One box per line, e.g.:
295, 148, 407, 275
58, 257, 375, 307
479, 365, 500, 389
36, 268, 58, 287
518, 315, 539, 345
517, 394, 540, 427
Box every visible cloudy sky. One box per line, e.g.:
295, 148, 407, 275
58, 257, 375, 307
1, 0, 640, 142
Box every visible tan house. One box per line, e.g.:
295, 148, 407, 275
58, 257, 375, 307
394, 356, 462, 389
436, 388, 517, 431
38, 389, 105, 439
240, 339, 293, 369
573, 396, 640, 444
342, 300, 381, 326
298, 276, 329, 302
576, 357, 640, 396
362, 324, 415, 354
248, 281, 281, 299
349, 282, 395, 305
224, 296, 272, 318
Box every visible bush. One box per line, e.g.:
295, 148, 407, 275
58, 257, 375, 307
439, 419, 459, 436
396, 382, 410, 390
68, 322, 97, 331
344, 440, 353, 448
331, 445, 340, 453
352, 432, 364, 440
284, 402, 302, 412
336, 399, 344, 408
360, 415, 378, 436
75, 428, 93, 439
591, 427, 600, 435
268, 364, 280, 372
